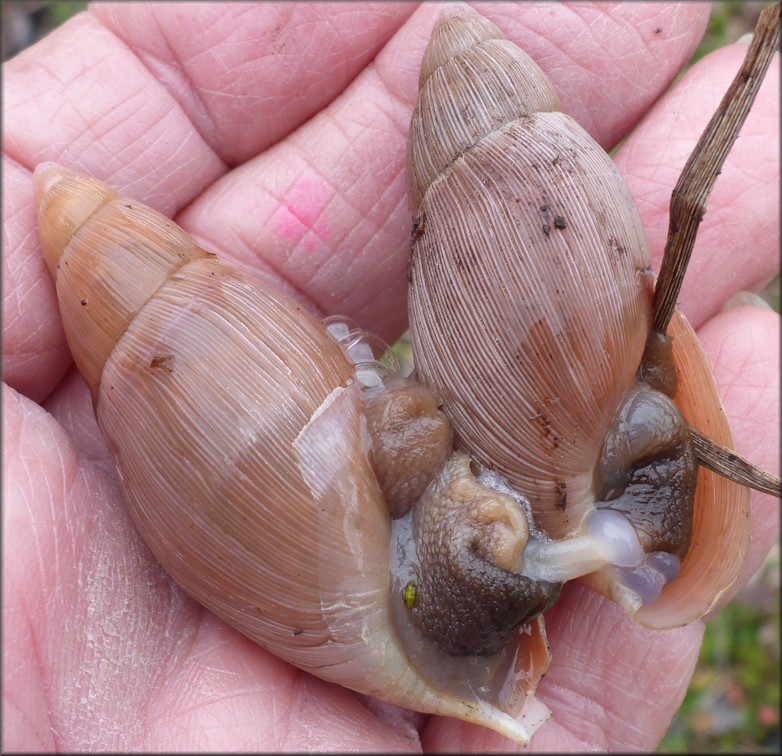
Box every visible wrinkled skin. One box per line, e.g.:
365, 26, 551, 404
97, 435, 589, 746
3, 2, 779, 752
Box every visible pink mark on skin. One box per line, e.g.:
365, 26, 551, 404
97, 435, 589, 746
273, 178, 332, 252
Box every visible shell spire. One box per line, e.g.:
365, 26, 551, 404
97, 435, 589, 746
34, 163, 208, 398
407, 5, 560, 213
408, 3, 652, 538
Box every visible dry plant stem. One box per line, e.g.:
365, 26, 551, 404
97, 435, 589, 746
691, 427, 782, 497
653, 1, 781, 334
648, 2, 780, 495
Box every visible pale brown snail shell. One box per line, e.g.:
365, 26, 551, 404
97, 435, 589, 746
34, 3, 761, 748
34, 160, 553, 746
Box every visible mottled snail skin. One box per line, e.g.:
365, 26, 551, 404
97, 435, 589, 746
35, 163, 553, 746
597, 384, 696, 558
407, 5, 750, 626
362, 374, 452, 518
408, 453, 560, 656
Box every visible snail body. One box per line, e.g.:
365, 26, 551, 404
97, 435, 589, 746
35, 3, 764, 747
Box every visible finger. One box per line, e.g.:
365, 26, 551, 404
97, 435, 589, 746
2, 3, 412, 400
1, 2, 712, 400
179, 2, 713, 343
3, 11, 225, 399
90, 1, 417, 166
137, 614, 423, 752
42, 366, 113, 472
533, 587, 703, 752
3, 3, 414, 190
421, 583, 704, 752
2, 160, 69, 402
1, 382, 194, 750
615, 43, 780, 330
697, 305, 780, 606
478, 1, 711, 149
2, 12, 225, 212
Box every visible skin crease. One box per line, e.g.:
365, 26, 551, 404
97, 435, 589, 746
1, 0, 779, 751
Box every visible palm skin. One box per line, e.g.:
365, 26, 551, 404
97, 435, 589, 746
3, 2, 779, 751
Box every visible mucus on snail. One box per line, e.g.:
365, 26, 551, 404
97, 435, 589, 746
34, 3, 780, 747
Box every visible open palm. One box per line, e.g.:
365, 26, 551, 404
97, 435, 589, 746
3, 2, 779, 751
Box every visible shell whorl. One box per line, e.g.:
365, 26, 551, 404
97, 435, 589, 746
407, 6, 560, 213
406, 4, 751, 627
35, 163, 208, 399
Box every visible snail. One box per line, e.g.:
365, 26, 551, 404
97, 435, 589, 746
32, 3, 780, 748
405, 3, 770, 630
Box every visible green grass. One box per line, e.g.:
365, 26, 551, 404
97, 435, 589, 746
46, 1, 86, 25
660, 548, 781, 752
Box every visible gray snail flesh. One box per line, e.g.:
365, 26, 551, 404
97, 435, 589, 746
34, 4, 755, 748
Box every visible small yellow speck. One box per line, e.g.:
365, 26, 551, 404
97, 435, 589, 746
402, 582, 417, 610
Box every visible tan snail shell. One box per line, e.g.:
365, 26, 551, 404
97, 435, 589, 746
35, 158, 552, 745
35, 3, 757, 748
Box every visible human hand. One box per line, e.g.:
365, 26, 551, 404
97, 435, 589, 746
3, 2, 779, 751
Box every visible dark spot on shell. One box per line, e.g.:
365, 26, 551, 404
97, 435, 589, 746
555, 481, 567, 511
531, 407, 560, 451
292, 628, 303, 636
654, 27, 662, 34
80, 299, 88, 306
554, 216, 566, 229
150, 354, 175, 373
608, 237, 628, 257
539, 203, 558, 236
412, 212, 426, 241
